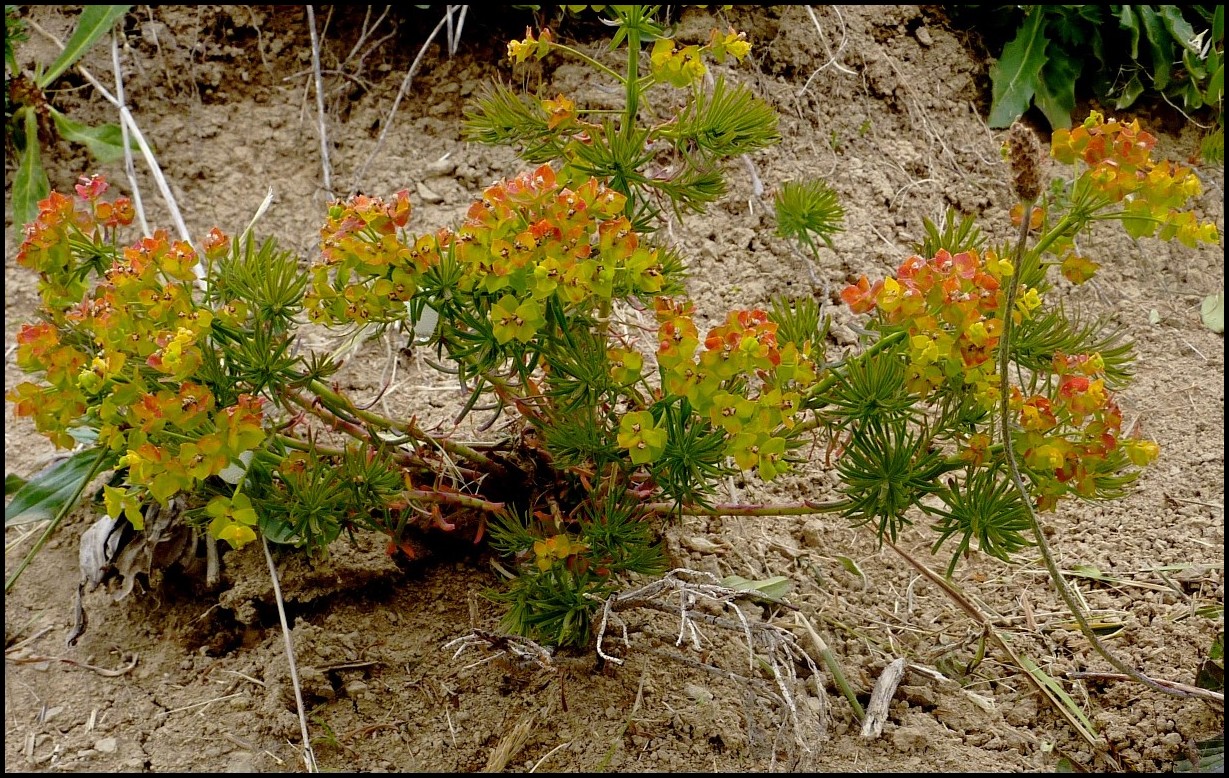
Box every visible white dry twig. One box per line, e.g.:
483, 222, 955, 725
445, 5, 469, 57
590, 569, 828, 765
262, 537, 318, 773
110, 34, 148, 234
305, 5, 334, 200
445, 575, 827, 766
799, 5, 857, 97
350, 7, 458, 190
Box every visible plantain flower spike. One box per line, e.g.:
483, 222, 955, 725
1005, 120, 1043, 203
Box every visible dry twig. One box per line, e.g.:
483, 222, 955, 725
262, 537, 318, 772
350, 7, 457, 190
305, 5, 334, 199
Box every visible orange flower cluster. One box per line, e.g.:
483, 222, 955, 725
1051, 111, 1218, 247
307, 165, 670, 345
650, 300, 819, 480
17, 174, 135, 310
1012, 352, 1157, 510
9, 177, 268, 541
839, 242, 1160, 511
841, 248, 1019, 404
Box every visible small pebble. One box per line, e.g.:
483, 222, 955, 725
416, 181, 444, 204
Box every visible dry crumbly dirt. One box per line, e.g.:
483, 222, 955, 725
4, 5, 1224, 773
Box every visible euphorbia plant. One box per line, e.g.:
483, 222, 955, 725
6, 5, 1219, 655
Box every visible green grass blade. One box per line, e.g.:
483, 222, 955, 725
5, 446, 111, 593
989, 8, 1049, 128
50, 107, 132, 162
12, 108, 50, 228
5, 446, 106, 526
1019, 654, 1099, 743
37, 5, 131, 87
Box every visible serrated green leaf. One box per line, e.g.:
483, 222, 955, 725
37, 5, 130, 88
4, 446, 104, 526
989, 8, 1049, 128
12, 109, 50, 228
50, 108, 132, 163
1035, 44, 1079, 129
1200, 292, 1224, 333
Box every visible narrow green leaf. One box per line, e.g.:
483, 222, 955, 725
988, 9, 1049, 128
4, 447, 106, 526
38, 5, 131, 87
1206, 63, 1223, 107
1034, 44, 1079, 130
1068, 563, 1105, 580
835, 554, 868, 590
1195, 631, 1224, 691
6, 474, 28, 496
1019, 654, 1098, 739
1182, 47, 1209, 82
1200, 292, 1224, 334
721, 574, 791, 602
12, 109, 50, 228
50, 107, 132, 163
6, 445, 110, 593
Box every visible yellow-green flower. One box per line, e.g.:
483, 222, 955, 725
206, 493, 259, 548
491, 295, 543, 344
617, 411, 667, 465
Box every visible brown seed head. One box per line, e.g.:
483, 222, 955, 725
1006, 121, 1043, 202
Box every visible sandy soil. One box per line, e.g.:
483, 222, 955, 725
5, 5, 1224, 773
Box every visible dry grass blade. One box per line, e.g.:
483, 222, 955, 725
5, 651, 139, 677
884, 537, 1105, 752
262, 536, 318, 773
305, 5, 334, 199
794, 611, 865, 721
1019, 655, 1098, 737
350, 8, 454, 190
27, 15, 196, 278
110, 33, 148, 235
482, 704, 546, 772
1065, 671, 1225, 708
